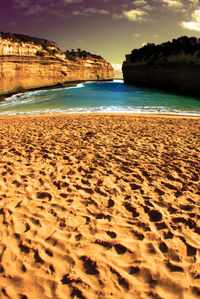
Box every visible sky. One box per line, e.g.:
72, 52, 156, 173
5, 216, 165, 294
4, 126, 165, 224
1, 0, 200, 77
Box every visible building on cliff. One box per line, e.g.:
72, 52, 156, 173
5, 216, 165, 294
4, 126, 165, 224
0, 32, 114, 97
122, 36, 200, 97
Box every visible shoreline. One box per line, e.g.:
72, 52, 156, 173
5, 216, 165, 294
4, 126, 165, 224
0, 111, 200, 120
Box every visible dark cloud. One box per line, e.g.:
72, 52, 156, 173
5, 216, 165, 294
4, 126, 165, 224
63, 0, 83, 3
24, 4, 44, 15
14, 0, 30, 8
73, 7, 109, 16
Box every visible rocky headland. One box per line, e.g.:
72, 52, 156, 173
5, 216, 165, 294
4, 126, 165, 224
0, 32, 114, 98
122, 36, 200, 97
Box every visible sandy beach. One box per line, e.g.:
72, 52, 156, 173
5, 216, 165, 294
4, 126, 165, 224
0, 113, 199, 299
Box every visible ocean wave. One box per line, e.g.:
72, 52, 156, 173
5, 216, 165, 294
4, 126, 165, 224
112, 80, 124, 83
1, 106, 200, 116
2, 82, 85, 106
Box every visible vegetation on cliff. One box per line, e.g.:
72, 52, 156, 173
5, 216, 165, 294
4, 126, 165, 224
126, 36, 200, 64
0, 32, 55, 48
65, 49, 103, 61
0, 33, 105, 62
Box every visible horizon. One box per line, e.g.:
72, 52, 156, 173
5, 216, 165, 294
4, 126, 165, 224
1, 0, 200, 77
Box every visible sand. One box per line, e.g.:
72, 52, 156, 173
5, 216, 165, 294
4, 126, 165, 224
0, 113, 199, 299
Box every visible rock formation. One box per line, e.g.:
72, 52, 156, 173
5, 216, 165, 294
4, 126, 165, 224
0, 32, 114, 98
122, 36, 200, 97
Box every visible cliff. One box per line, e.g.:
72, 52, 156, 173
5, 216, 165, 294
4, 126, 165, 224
122, 36, 200, 97
0, 32, 114, 98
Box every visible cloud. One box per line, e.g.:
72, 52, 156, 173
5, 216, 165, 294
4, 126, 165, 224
143, 5, 155, 11
77, 39, 85, 43
181, 9, 200, 31
133, 0, 147, 6
112, 8, 149, 22
13, 0, 85, 18
123, 9, 148, 22
63, 0, 82, 3
97, 9, 109, 14
73, 8, 109, 16
25, 4, 44, 15
14, 0, 83, 12
112, 13, 123, 19
14, 0, 30, 8
161, 0, 184, 9
132, 0, 155, 11
187, 0, 198, 4
121, 4, 128, 9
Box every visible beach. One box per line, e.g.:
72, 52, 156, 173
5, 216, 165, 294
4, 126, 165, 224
0, 113, 199, 299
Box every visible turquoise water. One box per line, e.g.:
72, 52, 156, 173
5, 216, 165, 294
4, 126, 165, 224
1, 80, 200, 116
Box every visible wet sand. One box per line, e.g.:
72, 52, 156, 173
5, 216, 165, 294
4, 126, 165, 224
0, 113, 199, 299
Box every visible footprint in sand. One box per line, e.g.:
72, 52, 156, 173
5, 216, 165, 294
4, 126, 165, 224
75, 234, 82, 241
59, 218, 66, 228
147, 243, 156, 254
106, 231, 117, 238
60, 193, 68, 198
61, 274, 82, 285
166, 262, 184, 272
37, 192, 52, 201
192, 287, 200, 296
21, 265, 26, 272
49, 264, 55, 273
155, 222, 168, 230
110, 266, 129, 291
180, 204, 194, 212
95, 240, 112, 249
155, 188, 165, 196
18, 243, 30, 254
159, 241, 168, 253
163, 230, 174, 239
15, 200, 22, 208
96, 213, 111, 221
130, 183, 141, 190
114, 244, 127, 255
12, 180, 21, 187
107, 199, 114, 208
148, 209, 162, 222
71, 287, 85, 299
179, 237, 197, 257
132, 230, 144, 240
45, 248, 53, 257
80, 256, 99, 275
34, 250, 44, 264
123, 202, 139, 217
129, 266, 140, 275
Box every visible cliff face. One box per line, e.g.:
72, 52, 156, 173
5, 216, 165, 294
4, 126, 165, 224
0, 33, 114, 97
122, 36, 200, 97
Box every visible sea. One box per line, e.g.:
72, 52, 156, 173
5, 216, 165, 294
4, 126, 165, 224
1, 80, 200, 116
